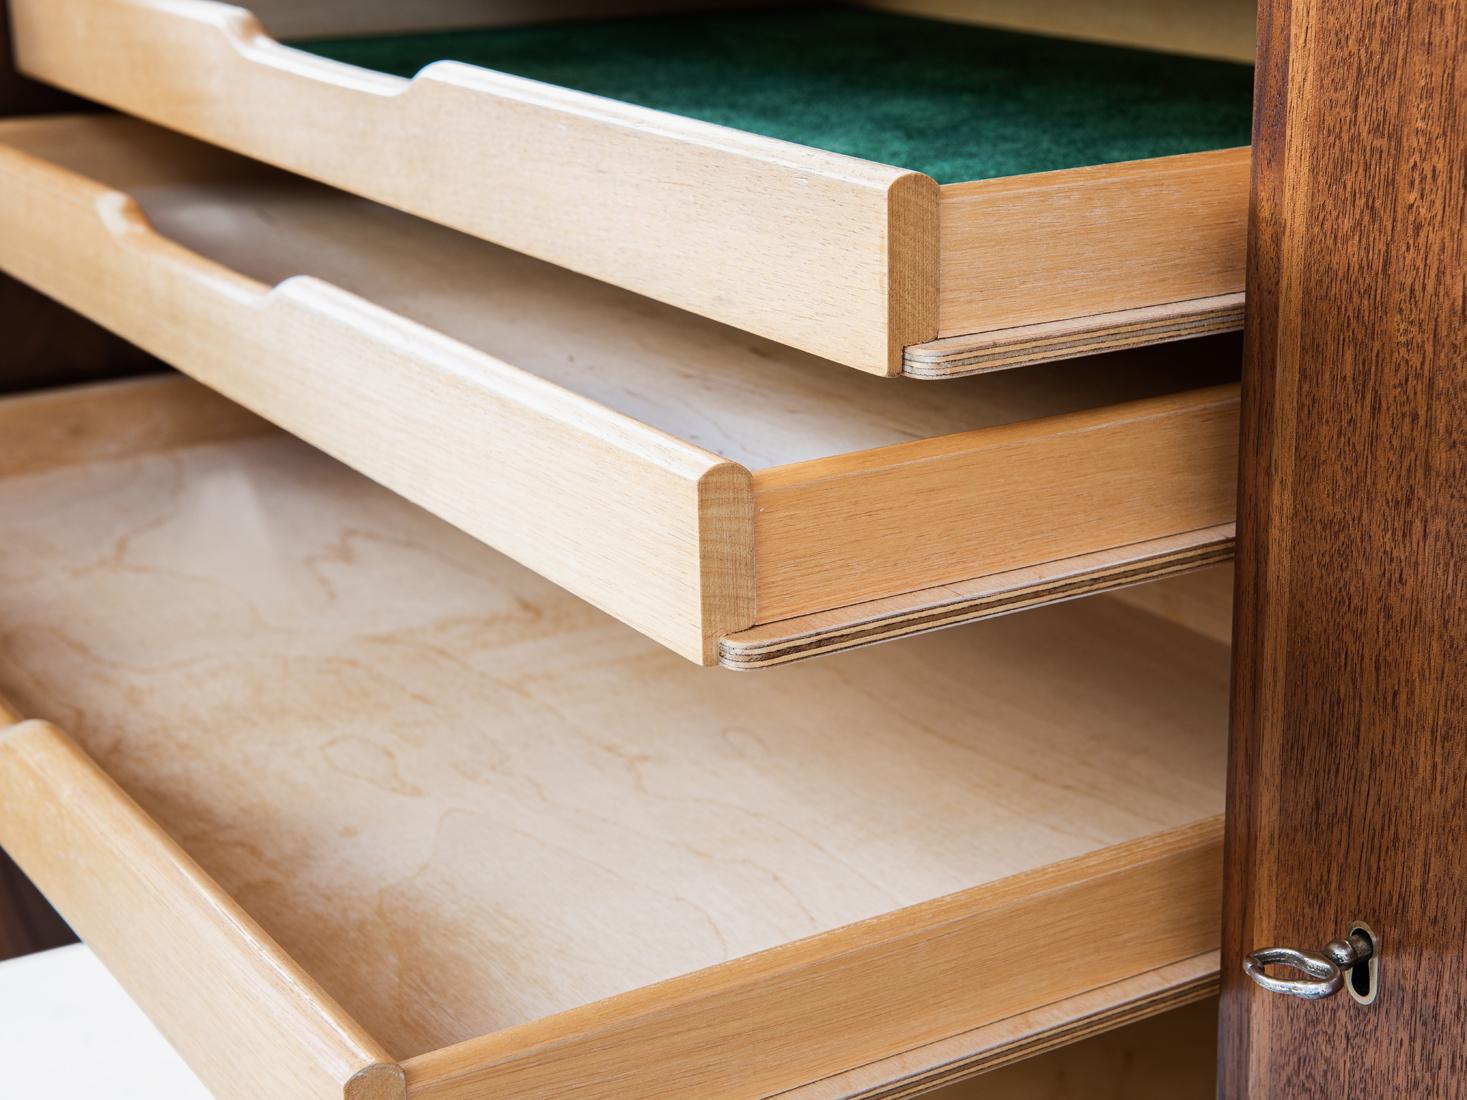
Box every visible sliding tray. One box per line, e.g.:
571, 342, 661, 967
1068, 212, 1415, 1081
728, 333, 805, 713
8, 0, 1253, 375
0, 115, 1240, 666
0, 375, 1229, 1100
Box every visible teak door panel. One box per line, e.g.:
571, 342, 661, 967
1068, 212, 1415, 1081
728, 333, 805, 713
1221, 0, 1467, 1093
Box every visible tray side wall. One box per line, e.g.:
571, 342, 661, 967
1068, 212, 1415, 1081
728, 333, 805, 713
0, 718, 405, 1100
402, 820, 1224, 1100
0, 121, 754, 664
938, 149, 1250, 338
750, 385, 1241, 622
10, 0, 931, 374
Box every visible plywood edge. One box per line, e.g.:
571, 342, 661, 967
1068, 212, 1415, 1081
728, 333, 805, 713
777, 951, 1221, 1100
0, 374, 275, 480
0, 115, 747, 664
400, 819, 1223, 1100
0, 719, 404, 1100
937, 148, 1251, 337
721, 524, 1235, 668
903, 292, 1246, 379
12, 0, 911, 371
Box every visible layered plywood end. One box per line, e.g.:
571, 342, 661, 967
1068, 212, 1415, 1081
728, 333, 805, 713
721, 526, 1235, 668
0, 377, 1230, 1100
904, 294, 1247, 380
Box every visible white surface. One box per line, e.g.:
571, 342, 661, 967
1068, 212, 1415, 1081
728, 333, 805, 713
0, 944, 211, 1099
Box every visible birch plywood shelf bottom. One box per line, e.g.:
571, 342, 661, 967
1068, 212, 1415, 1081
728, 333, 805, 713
0, 115, 1241, 666
0, 377, 1230, 1100
9, 0, 1252, 372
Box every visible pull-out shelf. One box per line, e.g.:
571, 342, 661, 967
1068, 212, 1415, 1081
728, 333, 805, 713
0, 375, 1228, 1100
8, 0, 1252, 374
0, 115, 1239, 666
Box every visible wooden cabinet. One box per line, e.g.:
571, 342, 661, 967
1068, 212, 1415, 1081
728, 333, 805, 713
0, 1, 1460, 1097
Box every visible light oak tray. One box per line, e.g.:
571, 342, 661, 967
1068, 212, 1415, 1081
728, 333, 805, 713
8, 0, 1249, 375
0, 115, 1240, 666
0, 375, 1228, 1100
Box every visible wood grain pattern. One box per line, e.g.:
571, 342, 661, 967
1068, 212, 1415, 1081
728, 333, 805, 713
903, 293, 1245, 379
402, 825, 1223, 1100
0, 116, 753, 664
0, 378, 1230, 1096
721, 525, 1234, 668
779, 953, 1219, 1099
8, 0, 1255, 370
868, 0, 1256, 62
937, 149, 1250, 338
9, 0, 930, 374
1221, 0, 1467, 1094
0, 719, 403, 1100
752, 385, 1239, 621
0, 115, 1239, 661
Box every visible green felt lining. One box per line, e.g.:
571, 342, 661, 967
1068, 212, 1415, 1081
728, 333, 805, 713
289, 5, 1253, 185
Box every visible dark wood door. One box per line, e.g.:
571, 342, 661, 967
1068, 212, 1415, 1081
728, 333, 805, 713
1220, 0, 1466, 1094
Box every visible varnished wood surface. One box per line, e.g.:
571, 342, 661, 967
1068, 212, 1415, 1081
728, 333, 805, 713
0, 718, 405, 1100
0, 378, 1229, 1096
0, 115, 1241, 657
0, 116, 1230, 472
9, 0, 1253, 371
1221, 0, 1467, 1094
936, 149, 1250, 340
10, 0, 933, 374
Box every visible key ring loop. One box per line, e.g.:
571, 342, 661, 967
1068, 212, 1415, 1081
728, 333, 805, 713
1243, 946, 1343, 1000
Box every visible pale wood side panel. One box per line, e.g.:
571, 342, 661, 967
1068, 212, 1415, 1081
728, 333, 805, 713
401, 821, 1222, 1100
938, 149, 1250, 338
10, 0, 927, 373
0, 126, 753, 664
751, 386, 1240, 622
0, 718, 403, 1100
